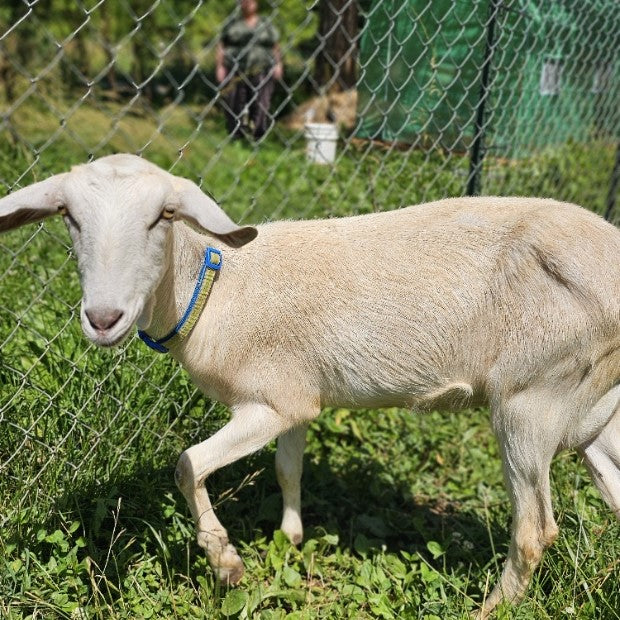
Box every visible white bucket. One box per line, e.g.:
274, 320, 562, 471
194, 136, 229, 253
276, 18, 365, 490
304, 122, 338, 164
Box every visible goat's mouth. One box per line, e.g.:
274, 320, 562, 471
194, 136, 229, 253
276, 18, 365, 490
80, 304, 140, 348
90, 325, 134, 348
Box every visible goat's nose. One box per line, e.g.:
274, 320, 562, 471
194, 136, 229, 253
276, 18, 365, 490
85, 308, 124, 331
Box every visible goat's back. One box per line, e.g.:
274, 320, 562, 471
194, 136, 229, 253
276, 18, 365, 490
208, 197, 620, 413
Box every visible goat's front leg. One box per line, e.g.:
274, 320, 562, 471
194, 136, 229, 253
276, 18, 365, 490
276, 423, 309, 545
175, 402, 292, 583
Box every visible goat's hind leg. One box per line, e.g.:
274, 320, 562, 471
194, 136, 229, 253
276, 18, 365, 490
581, 399, 620, 519
479, 391, 562, 618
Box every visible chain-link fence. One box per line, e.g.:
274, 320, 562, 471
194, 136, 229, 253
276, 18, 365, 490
1, 0, 619, 613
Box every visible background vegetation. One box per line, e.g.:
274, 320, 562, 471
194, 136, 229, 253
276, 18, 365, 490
1, 1, 619, 618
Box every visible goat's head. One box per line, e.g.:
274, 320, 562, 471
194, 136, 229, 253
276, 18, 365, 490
0, 154, 257, 347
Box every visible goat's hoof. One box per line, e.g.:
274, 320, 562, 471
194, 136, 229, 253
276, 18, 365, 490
473, 600, 496, 619
284, 530, 303, 546
213, 544, 245, 585
281, 517, 304, 546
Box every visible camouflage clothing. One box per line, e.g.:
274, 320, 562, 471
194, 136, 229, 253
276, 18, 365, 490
221, 17, 279, 76
223, 70, 275, 139
220, 16, 280, 139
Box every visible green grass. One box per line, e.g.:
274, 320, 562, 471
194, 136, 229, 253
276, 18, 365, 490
0, 101, 618, 619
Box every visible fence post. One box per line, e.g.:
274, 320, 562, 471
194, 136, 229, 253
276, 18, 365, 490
604, 142, 620, 222
466, 0, 501, 197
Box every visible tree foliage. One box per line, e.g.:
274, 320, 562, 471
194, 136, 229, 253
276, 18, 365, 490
0, 1, 320, 104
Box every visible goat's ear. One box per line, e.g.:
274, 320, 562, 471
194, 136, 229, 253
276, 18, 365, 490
174, 179, 257, 248
0, 174, 67, 233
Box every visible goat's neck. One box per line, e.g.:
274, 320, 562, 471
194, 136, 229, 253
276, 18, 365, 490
142, 223, 218, 342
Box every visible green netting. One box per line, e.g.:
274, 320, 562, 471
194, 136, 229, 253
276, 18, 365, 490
489, 1, 620, 156
356, 0, 486, 149
356, 0, 620, 157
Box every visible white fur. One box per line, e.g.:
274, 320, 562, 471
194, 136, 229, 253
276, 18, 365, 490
1, 154, 619, 617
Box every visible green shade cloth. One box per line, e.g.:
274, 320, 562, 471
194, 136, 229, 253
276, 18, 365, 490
356, 0, 619, 156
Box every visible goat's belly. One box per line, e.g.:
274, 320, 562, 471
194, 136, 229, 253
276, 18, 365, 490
319, 368, 480, 411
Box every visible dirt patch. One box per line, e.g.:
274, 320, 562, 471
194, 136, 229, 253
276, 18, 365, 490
282, 89, 358, 130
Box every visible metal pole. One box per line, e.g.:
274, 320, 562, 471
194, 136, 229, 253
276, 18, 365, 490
466, 0, 501, 197
604, 142, 620, 222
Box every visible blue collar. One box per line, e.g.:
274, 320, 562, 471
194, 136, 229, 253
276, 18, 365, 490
138, 246, 222, 353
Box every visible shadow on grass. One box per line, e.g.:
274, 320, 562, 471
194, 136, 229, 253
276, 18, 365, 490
20, 438, 508, 604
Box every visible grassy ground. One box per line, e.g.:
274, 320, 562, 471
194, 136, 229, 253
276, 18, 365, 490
0, 101, 618, 619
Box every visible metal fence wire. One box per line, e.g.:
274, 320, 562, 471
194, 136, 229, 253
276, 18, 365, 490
0, 0, 619, 571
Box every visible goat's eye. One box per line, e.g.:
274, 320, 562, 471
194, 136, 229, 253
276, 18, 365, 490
161, 207, 175, 221
148, 207, 176, 230
57, 205, 68, 216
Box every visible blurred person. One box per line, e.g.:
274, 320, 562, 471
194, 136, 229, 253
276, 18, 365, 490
216, 0, 283, 140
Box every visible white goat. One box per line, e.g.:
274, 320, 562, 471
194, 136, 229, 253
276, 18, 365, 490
1, 154, 618, 617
